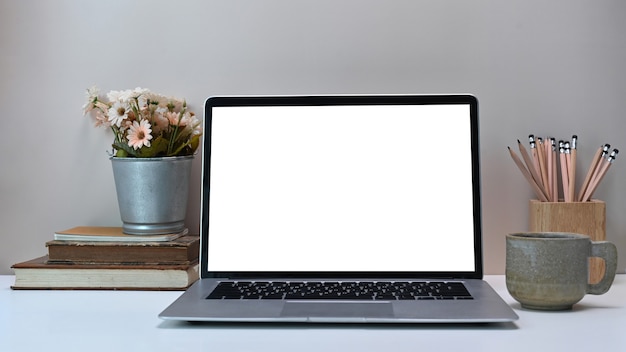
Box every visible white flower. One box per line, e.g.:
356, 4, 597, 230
144, 92, 166, 108
85, 85, 100, 97
108, 101, 130, 127
131, 87, 151, 108
82, 86, 101, 114
130, 87, 149, 98
84, 86, 99, 102
127, 119, 153, 150
106, 90, 125, 102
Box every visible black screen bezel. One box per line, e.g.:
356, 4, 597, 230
200, 94, 482, 280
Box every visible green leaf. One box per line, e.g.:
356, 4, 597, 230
112, 141, 137, 157
115, 149, 129, 157
136, 136, 169, 158
189, 134, 200, 152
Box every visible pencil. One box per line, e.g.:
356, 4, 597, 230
529, 135, 541, 184
559, 143, 569, 202
550, 138, 558, 202
546, 139, 553, 201
544, 138, 553, 200
578, 144, 610, 201
569, 135, 577, 203
582, 149, 618, 202
536, 137, 550, 200
508, 146, 549, 202
518, 139, 546, 196
564, 141, 572, 202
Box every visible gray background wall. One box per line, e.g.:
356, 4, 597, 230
1, 0, 625, 275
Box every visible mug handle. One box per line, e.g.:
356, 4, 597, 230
587, 241, 618, 295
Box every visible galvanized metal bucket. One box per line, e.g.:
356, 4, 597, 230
110, 156, 193, 235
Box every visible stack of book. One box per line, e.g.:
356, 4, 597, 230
11, 226, 200, 290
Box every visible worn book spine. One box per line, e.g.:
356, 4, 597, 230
11, 256, 199, 290
45, 235, 200, 264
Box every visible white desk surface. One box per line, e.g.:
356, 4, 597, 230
1, 274, 625, 351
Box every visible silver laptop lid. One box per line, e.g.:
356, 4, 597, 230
201, 95, 482, 280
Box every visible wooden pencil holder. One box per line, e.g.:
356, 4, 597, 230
529, 199, 606, 283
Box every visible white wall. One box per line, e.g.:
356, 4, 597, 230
2, 0, 626, 275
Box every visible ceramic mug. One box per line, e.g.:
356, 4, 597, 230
506, 232, 617, 310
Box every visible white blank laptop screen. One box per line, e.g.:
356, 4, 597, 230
207, 104, 476, 272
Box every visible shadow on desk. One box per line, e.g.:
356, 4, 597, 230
157, 320, 519, 331
508, 301, 622, 312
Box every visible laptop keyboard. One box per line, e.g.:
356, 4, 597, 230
206, 281, 473, 300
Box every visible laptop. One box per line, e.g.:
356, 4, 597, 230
159, 94, 518, 323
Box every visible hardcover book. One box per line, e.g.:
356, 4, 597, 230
53, 226, 187, 242
11, 256, 199, 290
46, 235, 200, 264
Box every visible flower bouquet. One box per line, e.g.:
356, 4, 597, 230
83, 86, 202, 158
83, 86, 201, 234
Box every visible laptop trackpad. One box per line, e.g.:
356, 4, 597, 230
281, 302, 394, 318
